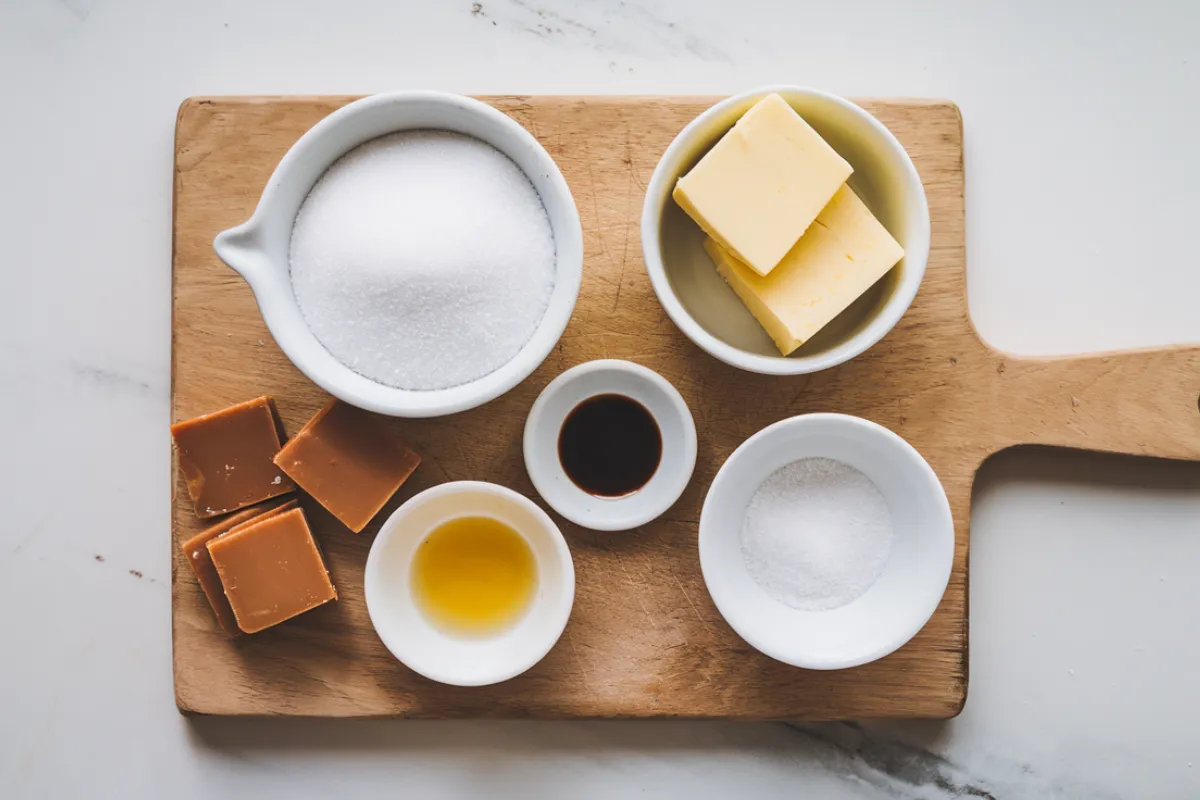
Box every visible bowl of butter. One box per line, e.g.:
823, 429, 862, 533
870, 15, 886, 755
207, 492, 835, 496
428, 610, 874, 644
641, 87, 930, 375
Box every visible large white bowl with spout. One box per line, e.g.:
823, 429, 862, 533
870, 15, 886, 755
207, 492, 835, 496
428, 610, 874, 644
213, 91, 583, 418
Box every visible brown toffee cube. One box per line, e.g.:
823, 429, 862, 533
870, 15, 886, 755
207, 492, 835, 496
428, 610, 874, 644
179, 497, 298, 634
207, 507, 337, 634
273, 400, 421, 533
171, 396, 295, 518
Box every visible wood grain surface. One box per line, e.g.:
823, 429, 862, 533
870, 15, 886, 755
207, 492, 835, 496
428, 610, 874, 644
172, 95, 1200, 719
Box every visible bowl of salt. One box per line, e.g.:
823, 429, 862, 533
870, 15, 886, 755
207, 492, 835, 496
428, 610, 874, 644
698, 413, 954, 670
213, 92, 584, 417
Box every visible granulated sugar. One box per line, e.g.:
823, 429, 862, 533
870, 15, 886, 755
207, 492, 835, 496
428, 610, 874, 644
289, 130, 556, 391
740, 457, 893, 611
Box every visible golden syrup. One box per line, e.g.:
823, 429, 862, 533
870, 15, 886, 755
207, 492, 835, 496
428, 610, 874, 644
411, 515, 537, 636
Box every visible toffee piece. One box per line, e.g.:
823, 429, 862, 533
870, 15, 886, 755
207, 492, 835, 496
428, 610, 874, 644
180, 497, 297, 633
172, 396, 295, 518
273, 400, 421, 533
207, 507, 337, 634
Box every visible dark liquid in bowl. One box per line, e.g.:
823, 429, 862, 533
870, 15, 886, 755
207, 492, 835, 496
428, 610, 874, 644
558, 394, 662, 497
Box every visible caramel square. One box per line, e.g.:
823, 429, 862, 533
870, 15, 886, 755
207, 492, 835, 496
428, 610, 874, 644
207, 507, 337, 634
274, 400, 421, 533
180, 497, 297, 634
172, 396, 296, 518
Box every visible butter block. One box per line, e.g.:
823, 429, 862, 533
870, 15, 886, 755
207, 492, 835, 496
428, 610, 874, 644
674, 93, 853, 276
704, 185, 904, 355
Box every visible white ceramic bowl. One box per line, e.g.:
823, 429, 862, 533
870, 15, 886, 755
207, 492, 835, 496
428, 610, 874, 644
641, 86, 931, 375
699, 413, 953, 670
364, 481, 575, 686
213, 91, 584, 417
523, 360, 697, 532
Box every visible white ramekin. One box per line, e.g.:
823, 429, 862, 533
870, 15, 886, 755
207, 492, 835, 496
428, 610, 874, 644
364, 481, 575, 686
699, 413, 953, 670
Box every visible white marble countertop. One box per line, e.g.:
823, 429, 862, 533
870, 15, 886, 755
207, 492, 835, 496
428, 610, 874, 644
2, 0, 1198, 797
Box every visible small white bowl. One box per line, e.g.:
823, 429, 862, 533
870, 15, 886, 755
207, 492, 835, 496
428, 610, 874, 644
699, 413, 952, 670
641, 86, 930, 375
214, 91, 584, 417
523, 360, 697, 532
364, 481, 575, 686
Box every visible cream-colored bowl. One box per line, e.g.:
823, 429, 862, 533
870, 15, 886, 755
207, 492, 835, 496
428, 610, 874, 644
641, 86, 930, 375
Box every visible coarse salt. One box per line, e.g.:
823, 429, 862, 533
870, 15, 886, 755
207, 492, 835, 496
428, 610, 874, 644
289, 130, 556, 391
740, 457, 893, 611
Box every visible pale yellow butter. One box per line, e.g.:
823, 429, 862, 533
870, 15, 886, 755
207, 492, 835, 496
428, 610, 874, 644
673, 93, 853, 277
703, 185, 904, 355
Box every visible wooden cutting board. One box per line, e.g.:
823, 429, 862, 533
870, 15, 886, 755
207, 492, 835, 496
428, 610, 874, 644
172, 95, 1200, 719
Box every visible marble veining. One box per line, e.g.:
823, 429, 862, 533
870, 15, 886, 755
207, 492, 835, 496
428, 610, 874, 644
472, 0, 732, 62
69, 359, 155, 393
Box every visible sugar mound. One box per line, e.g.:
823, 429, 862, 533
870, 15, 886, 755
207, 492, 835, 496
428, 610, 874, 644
289, 130, 556, 391
740, 457, 894, 611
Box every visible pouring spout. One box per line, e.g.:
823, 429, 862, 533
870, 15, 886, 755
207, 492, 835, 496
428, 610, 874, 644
213, 222, 268, 283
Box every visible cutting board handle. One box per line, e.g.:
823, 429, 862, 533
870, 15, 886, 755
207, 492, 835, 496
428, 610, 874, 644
993, 345, 1200, 460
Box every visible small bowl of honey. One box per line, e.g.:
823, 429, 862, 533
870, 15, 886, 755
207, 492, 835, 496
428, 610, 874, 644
523, 359, 698, 532
364, 481, 575, 686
